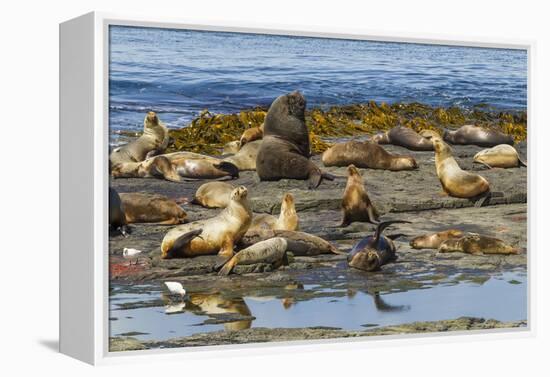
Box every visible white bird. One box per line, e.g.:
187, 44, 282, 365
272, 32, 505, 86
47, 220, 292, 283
164, 282, 186, 301
123, 248, 143, 265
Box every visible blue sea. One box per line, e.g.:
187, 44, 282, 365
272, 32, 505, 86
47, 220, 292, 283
109, 26, 527, 133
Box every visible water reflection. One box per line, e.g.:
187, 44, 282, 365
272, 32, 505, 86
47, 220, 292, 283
185, 293, 253, 330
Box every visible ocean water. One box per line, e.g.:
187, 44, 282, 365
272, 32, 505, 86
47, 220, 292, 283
109, 26, 527, 133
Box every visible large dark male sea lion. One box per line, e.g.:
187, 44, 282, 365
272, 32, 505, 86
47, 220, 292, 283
161, 186, 252, 259
372, 126, 434, 151
340, 165, 379, 227
443, 125, 514, 147
322, 140, 418, 171
256, 91, 334, 188
109, 188, 129, 236
119, 192, 187, 225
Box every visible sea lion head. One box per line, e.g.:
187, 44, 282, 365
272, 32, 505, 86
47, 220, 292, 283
347, 249, 381, 271
144, 111, 159, 128
145, 156, 181, 182
281, 193, 296, 213
393, 155, 418, 170
371, 132, 390, 144
432, 137, 452, 157
286, 91, 306, 119
346, 164, 362, 179
230, 186, 248, 202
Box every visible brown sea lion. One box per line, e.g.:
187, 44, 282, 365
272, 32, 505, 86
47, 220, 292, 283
473, 144, 527, 168
109, 187, 129, 236
240, 123, 264, 145
443, 125, 514, 147
111, 155, 181, 182
433, 137, 490, 199
223, 140, 262, 171
410, 229, 464, 249
256, 91, 334, 188
193, 182, 235, 208
161, 186, 252, 259
248, 193, 299, 232
240, 229, 343, 256
340, 165, 379, 227
347, 220, 410, 271
372, 126, 434, 151
119, 192, 187, 224
322, 140, 418, 171
110, 112, 169, 166
218, 237, 288, 276
438, 233, 519, 255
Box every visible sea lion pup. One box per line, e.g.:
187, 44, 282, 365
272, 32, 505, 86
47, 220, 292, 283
111, 155, 182, 182
443, 125, 514, 147
161, 186, 252, 259
240, 122, 264, 146
110, 111, 169, 166
218, 237, 289, 276
223, 140, 262, 171
473, 144, 527, 168
119, 192, 187, 225
109, 188, 129, 236
339, 165, 380, 227
438, 233, 519, 255
248, 193, 299, 231
433, 137, 490, 199
240, 229, 344, 256
256, 91, 335, 188
222, 140, 241, 155
347, 220, 411, 272
322, 141, 418, 171
410, 229, 464, 249
193, 182, 235, 209
371, 126, 434, 151
175, 159, 239, 180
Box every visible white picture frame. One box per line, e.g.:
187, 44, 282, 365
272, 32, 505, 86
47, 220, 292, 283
59, 11, 535, 365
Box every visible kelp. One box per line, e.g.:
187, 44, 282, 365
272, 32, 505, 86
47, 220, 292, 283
156, 101, 526, 155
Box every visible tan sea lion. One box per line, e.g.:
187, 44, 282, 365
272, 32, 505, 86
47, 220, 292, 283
111, 155, 181, 182
186, 293, 252, 330
218, 237, 288, 276
223, 140, 262, 171
193, 182, 235, 208
248, 193, 299, 232
222, 140, 242, 155
410, 229, 464, 249
109, 187, 129, 236
347, 220, 410, 271
371, 126, 434, 151
340, 165, 380, 227
256, 91, 335, 188
240, 123, 264, 145
322, 140, 418, 171
473, 144, 527, 168
175, 159, 239, 180
240, 229, 344, 256
438, 233, 519, 255
161, 186, 252, 259
443, 125, 514, 147
433, 138, 490, 199
119, 192, 187, 224
110, 112, 169, 166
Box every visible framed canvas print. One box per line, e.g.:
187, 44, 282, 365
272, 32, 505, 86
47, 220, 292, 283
59, 12, 532, 365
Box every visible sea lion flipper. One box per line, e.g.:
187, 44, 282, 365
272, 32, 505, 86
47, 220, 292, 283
164, 229, 203, 258
474, 192, 491, 208
308, 170, 323, 189
386, 233, 408, 241
214, 161, 239, 178
518, 157, 527, 167
217, 256, 238, 276
373, 220, 412, 244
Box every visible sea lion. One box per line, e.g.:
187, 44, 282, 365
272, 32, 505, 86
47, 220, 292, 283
223, 140, 262, 171
240, 123, 264, 145
186, 293, 252, 331
372, 126, 434, 151
433, 137, 490, 199
256, 91, 334, 188
109, 187, 129, 236
193, 182, 235, 208
110, 112, 169, 166
443, 125, 514, 147
218, 237, 288, 276
339, 165, 380, 227
119, 192, 187, 224
347, 220, 410, 272
222, 140, 241, 155
419, 129, 441, 139
240, 229, 343, 256
161, 186, 252, 259
248, 193, 299, 232
111, 155, 181, 182
322, 140, 418, 171
410, 229, 464, 249
473, 144, 527, 168
438, 233, 519, 255
175, 159, 239, 180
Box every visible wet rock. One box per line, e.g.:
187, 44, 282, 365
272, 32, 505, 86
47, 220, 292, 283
109, 337, 146, 352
